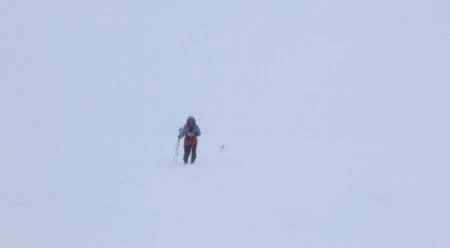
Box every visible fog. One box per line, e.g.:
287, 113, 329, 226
2, 0, 449, 247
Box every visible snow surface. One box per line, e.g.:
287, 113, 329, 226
1, 0, 450, 247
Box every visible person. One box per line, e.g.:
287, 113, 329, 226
178, 116, 201, 164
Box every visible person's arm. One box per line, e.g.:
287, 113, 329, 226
178, 125, 186, 139
195, 125, 201, 137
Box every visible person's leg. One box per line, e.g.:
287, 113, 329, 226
190, 144, 197, 163
183, 145, 191, 164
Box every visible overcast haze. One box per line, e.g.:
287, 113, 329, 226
1, 0, 450, 247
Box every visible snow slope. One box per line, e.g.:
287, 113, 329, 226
2, 0, 450, 247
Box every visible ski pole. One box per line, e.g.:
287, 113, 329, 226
173, 139, 180, 163
173, 127, 182, 163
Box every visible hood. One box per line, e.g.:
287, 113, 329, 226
186, 116, 196, 125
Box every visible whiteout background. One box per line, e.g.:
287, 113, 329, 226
1, 0, 449, 247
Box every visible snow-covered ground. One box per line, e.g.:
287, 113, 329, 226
2, 0, 450, 247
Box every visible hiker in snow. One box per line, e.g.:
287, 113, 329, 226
178, 116, 201, 164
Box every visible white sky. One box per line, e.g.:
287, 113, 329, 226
1, 0, 450, 247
